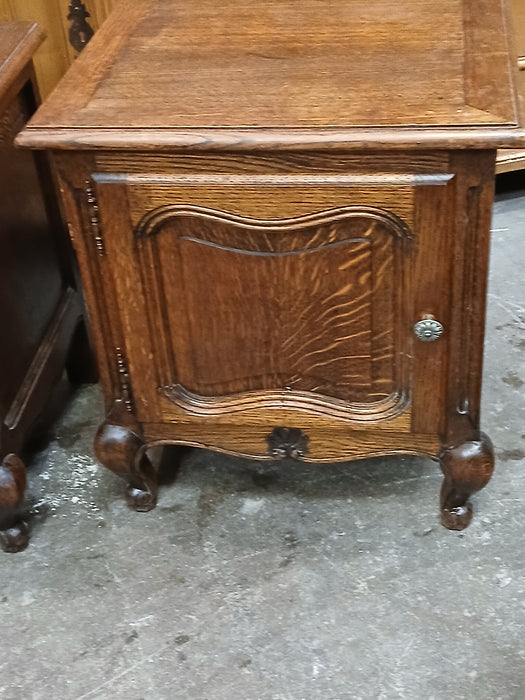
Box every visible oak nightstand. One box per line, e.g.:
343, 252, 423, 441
18, 0, 525, 530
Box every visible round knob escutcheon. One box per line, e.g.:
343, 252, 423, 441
413, 317, 443, 342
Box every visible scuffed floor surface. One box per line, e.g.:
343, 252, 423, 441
1, 189, 525, 700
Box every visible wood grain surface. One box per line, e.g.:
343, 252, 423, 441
1, 1, 120, 98
0, 22, 44, 105
17, 0, 525, 150
143, 208, 399, 403
32, 3, 510, 523
85, 165, 431, 429
141, 421, 440, 463
50, 148, 457, 462
496, 0, 525, 171
0, 6, 69, 98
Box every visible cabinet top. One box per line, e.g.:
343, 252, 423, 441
18, 0, 525, 151
0, 22, 44, 105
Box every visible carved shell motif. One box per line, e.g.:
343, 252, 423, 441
266, 427, 309, 460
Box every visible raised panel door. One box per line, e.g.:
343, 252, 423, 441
90, 168, 454, 443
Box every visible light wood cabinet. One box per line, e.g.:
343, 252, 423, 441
496, 0, 525, 172
0, 1, 119, 98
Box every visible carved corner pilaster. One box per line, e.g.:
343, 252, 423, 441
115, 347, 134, 415
85, 182, 104, 256
97, 347, 153, 510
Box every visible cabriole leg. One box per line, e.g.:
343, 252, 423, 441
94, 420, 158, 512
439, 432, 494, 531
0, 454, 29, 553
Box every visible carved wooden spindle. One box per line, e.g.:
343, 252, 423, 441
67, 1, 95, 53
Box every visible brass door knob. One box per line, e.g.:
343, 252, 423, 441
414, 316, 443, 342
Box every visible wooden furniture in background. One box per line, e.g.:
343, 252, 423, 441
0, 1, 118, 99
0, 22, 86, 552
19, 0, 525, 531
497, 0, 525, 172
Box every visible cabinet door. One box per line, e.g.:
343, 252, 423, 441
135, 203, 409, 414
91, 167, 453, 438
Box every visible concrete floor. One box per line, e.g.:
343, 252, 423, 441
1, 187, 525, 700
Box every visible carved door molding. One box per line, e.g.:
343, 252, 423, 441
138, 203, 413, 421
84, 164, 455, 437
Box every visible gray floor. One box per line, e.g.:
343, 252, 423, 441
1, 188, 525, 700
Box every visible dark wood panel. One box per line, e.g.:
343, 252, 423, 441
0, 86, 62, 412
0, 22, 87, 552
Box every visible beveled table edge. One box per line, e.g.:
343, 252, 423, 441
15, 125, 525, 152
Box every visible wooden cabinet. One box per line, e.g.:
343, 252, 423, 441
509, 0, 525, 97
19, 0, 525, 530
0, 22, 85, 552
496, 0, 525, 172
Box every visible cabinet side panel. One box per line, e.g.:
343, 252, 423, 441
52, 154, 116, 407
